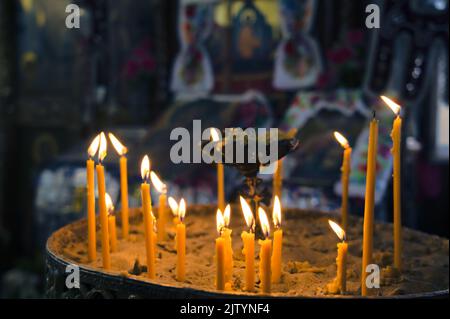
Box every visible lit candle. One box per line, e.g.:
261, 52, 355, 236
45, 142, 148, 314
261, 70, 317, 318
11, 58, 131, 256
150, 171, 168, 242
258, 207, 272, 294
108, 133, 129, 239
105, 193, 117, 252
272, 159, 283, 201
215, 210, 226, 291
240, 196, 255, 292
96, 132, 111, 269
271, 195, 283, 284
86, 134, 100, 261
334, 131, 352, 233
211, 128, 225, 211
175, 198, 186, 282
327, 220, 348, 294
361, 113, 378, 296
168, 196, 180, 225
381, 96, 403, 271
217, 204, 233, 290
140, 155, 156, 278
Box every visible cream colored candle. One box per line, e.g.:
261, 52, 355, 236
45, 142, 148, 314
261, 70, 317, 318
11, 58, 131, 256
86, 134, 100, 262
258, 207, 272, 294
175, 198, 186, 282
361, 115, 378, 296
216, 210, 226, 290
328, 220, 348, 294
108, 133, 129, 239
271, 196, 283, 283
96, 132, 110, 269
140, 155, 155, 279
210, 128, 225, 211
240, 196, 255, 292
334, 131, 352, 233
150, 171, 168, 242
105, 193, 117, 252
381, 96, 403, 271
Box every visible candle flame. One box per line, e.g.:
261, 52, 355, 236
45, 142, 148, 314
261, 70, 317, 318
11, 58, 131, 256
87, 134, 100, 158
328, 220, 346, 241
108, 133, 128, 156
178, 198, 186, 221
240, 196, 254, 232
334, 131, 349, 149
168, 196, 178, 216
210, 128, 221, 142
150, 171, 167, 193
216, 208, 225, 234
380, 96, 401, 116
98, 132, 107, 162
273, 195, 281, 228
258, 207, 271, 238
105, 192, 114, 215
140, 155, 150, 181
223, 204, 231, 227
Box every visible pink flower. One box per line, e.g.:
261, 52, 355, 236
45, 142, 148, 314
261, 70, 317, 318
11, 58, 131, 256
327, 47, 353, 64
124, 60, 138, 79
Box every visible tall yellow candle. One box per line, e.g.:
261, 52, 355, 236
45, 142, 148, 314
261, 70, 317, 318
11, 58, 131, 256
258, 207, 272, 294
175, 198, 186, 282
381, 96, 403, 271
108, 133, 129, 239
215, 210, 226, 290
272, 159, 283, 201
218, 163, 225, 212
210, 128, 225, 211
219, 204, 233, 288
334, 131, 352, 233
86, 134, 100, 262
328, 220, 348, 294
271, 196, 283, 283
240, 196, 255, 292
96, 132, 111, 269
105, 193, 118, 253
150, 171, 168, 242
361, 114, 378, 296
140, 155, 155, 279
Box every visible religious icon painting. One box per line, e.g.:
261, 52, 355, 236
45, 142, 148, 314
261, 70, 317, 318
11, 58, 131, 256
273, 0, 323, 90
171, 1, 215, 96
231, 0, 274, 73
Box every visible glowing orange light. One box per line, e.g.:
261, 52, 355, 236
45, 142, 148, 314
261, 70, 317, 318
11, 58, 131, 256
240, 196, 254, 232
334, 131, 349, 149
216, 208, 225, 235
328, 220, 346, 241
210, 128, 221, 142
87, 134, 100, 158
108, 133, 128, 156
98, 132, 107, 162
258, 207, 270, 238
150, 171, 167, 193
178, 198, 186, 221
140, 155, 150, 181
105, 192, 114, 215
223, 204, 231, 227
168, 196, 178, 216
380, 95, 401, 116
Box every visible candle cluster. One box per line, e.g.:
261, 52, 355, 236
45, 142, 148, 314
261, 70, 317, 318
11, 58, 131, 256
82, 95, 402, 295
